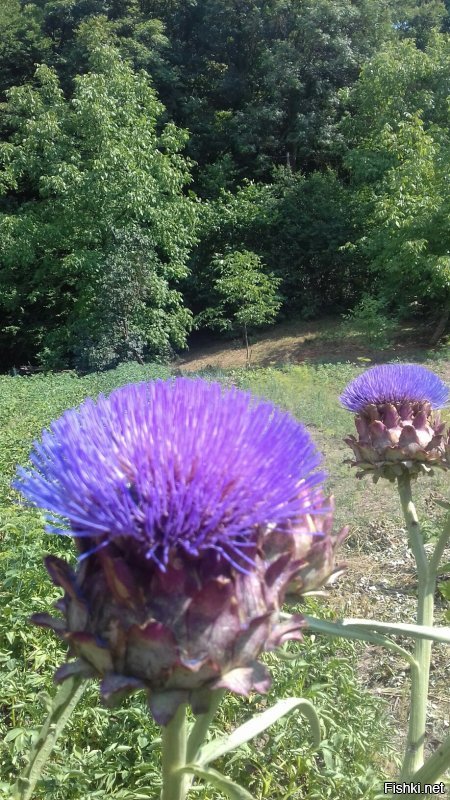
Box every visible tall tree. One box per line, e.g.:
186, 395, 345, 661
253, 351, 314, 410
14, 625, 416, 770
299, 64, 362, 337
0, 20, 197, 369
0, 0, 395, 186
345, 34, 450, 337
387, 0, 446, 47
151, 0, 394, 184
0, 0, 51, 99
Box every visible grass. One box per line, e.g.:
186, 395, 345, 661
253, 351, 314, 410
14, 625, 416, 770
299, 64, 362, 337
0, 354, 449, 799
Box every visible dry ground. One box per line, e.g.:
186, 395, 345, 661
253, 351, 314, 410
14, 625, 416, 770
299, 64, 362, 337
175, 317, 437, 372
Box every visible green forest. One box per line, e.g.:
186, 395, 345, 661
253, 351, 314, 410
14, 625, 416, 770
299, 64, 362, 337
1, 0, 450, 372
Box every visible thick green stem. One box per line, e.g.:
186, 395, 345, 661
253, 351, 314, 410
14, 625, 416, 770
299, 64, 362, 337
410, 731, 450, 791
397, 474, 434, 779
161, 704, 188, 800
186, 690, 224, 764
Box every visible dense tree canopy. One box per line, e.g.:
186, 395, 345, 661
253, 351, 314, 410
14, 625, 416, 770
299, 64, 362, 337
345, 35, 450, 327
0, 23, 196, 369
1, 0, 449, 369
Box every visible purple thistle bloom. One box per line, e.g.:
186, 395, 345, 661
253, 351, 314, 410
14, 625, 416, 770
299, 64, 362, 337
16, 378, 326, 571
340, 364, 448, 413
15, 378, 346, 724
340, 365, 449, 481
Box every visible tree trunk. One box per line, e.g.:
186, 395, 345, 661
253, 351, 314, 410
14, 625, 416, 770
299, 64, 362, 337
429, 307, 449, 346
243, 323, 250, 368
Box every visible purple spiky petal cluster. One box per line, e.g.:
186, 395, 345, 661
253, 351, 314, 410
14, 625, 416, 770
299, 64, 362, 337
16, 378, 326, 571
340, 364, 448, 413
16, 378, 346, 724
340, 365, 450, 482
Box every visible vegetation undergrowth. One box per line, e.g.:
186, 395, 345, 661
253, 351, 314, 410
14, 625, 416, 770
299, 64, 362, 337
2, 357, 449, 798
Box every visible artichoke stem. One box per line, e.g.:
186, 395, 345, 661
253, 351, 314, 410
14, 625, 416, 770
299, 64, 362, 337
161, 704, 188, 800
397, 474, 434, 779
407, 730, 450, 790
187, 690, 225, 764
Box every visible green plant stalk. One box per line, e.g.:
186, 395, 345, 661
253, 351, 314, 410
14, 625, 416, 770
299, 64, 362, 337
186, 690, 224, 764
181, 690, 225, 794
14, 676, 86, 800
409, 730, 450, 791
397, 474, 434, 779
161, 703, 188, 800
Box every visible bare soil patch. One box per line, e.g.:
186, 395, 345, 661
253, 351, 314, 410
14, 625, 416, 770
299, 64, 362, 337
175, 317, 436, 371
326, 518, 450, 781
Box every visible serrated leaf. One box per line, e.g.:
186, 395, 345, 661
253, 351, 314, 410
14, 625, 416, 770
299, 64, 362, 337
438, 580, 450, 601
178, 764, 254, 800
198, 697, 320, 766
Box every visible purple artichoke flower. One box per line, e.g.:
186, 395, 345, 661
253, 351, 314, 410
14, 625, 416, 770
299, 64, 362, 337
15, 378, 345, 725
340, 364, 450, 481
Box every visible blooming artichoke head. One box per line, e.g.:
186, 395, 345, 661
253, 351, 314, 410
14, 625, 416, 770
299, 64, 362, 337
16, 378, 345, 724
340, 364, 450, 482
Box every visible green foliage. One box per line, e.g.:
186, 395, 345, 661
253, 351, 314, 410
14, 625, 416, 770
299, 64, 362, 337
0, 0, 394, 184
0, 23, 197, 370
195, 250, 281, 344
149, 0, 393, 182
345, 34, 450, 329
0, 1, 51, 99
262, 170, 363, 317
2, 0, 450, 363
342, 296, 396, 349
190, 169, 361, 322
387, 0, 446, 48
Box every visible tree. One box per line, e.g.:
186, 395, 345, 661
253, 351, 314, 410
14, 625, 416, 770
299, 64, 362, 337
195, 250, 281, 365
0, 0, 51, 100
344, 34, 450, 339
5, 1, 392, 187
0, 21, 197, 369
188, 170, 359, 324
387, 0, 446, 48
149, 0, 393, 185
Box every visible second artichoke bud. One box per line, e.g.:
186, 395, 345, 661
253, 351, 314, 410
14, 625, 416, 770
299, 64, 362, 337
340, 364, 450, 482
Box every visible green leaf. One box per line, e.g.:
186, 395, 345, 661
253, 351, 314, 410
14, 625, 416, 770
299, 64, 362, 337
342, 617, 450, 644
178, 764, 254, 800
438, 580, 450, 601
289, 614, 416, 665
433, 501, 450, 512
198, 697, 320, 767
13, 677, 86, 800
